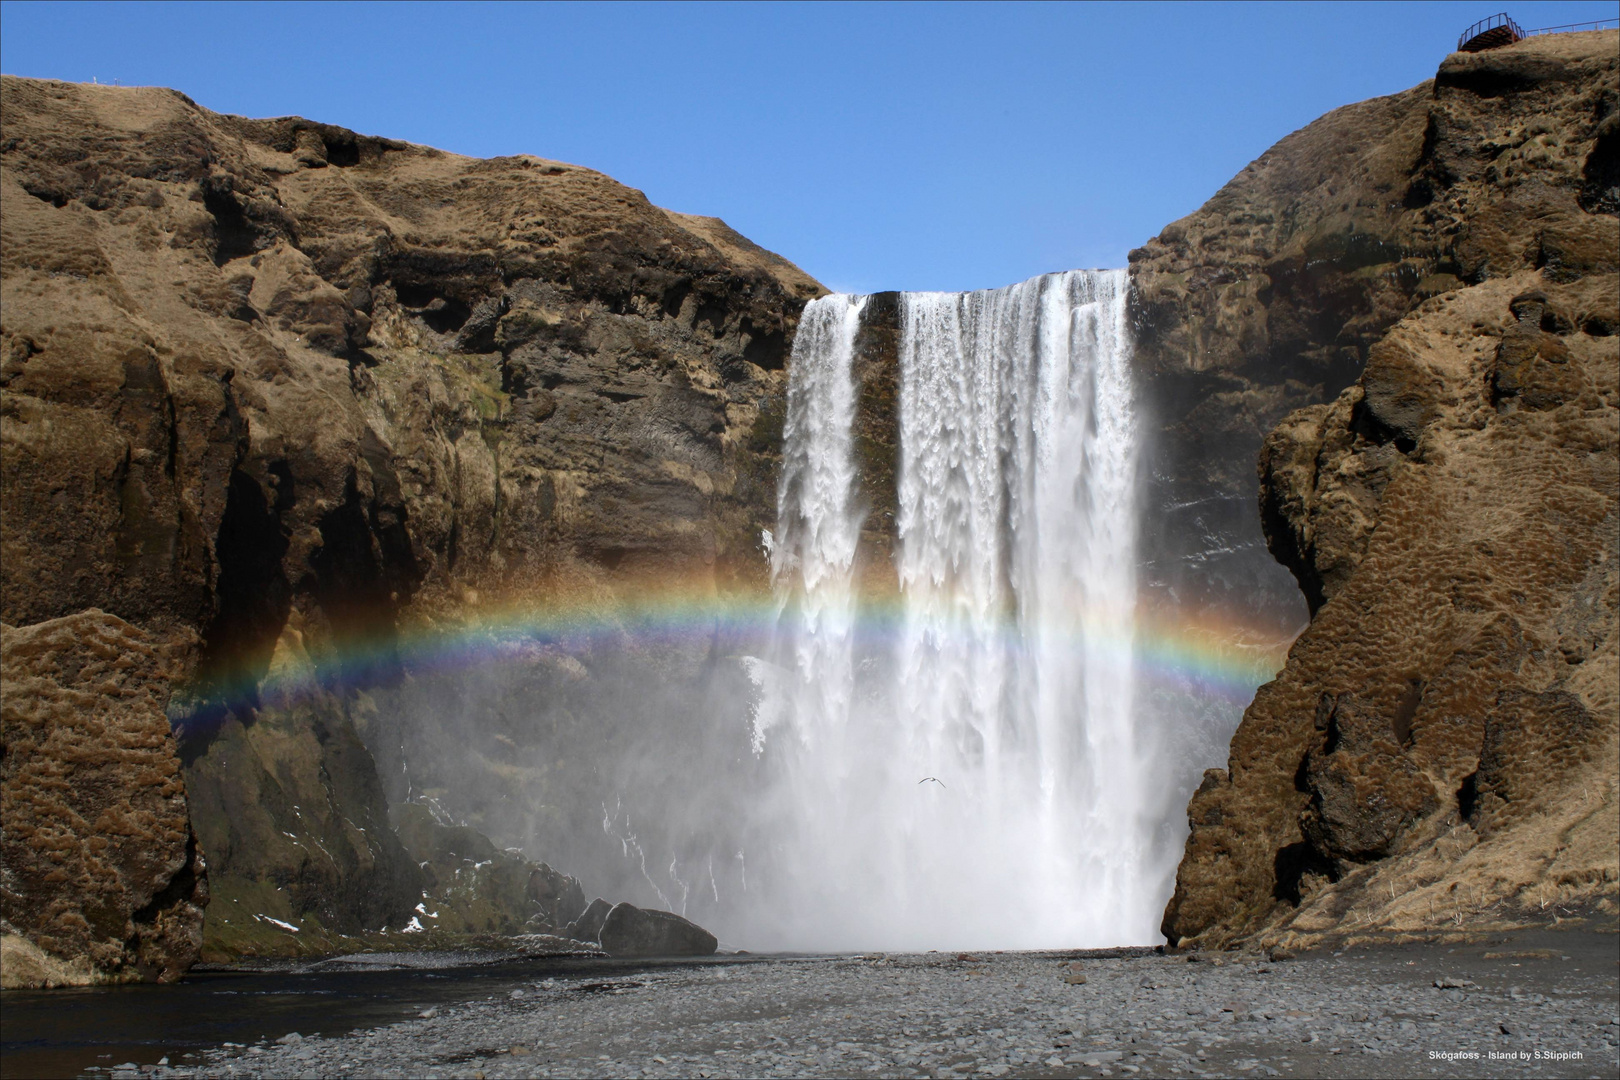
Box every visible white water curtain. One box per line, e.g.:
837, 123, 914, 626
756, 271, 1147, 950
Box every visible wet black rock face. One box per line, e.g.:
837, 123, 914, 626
598, 903, 718, 958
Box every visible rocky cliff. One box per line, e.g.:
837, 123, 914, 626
1, 75, 820, 979
1154, 30, 1619, 947
1, 611, 207, 985
3, 27, 1615, 980
1130, 29, 1618, 636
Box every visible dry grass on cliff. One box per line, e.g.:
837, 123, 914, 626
1248, 271, 1619, 950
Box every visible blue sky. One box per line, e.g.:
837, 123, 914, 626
2, 1, 1614, 292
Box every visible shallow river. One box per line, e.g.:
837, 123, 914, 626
0, 952, 752, 1079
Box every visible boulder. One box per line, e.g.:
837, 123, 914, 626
597, 903, 717, 958
526, 864, 588, 932
565, 897, 613, 944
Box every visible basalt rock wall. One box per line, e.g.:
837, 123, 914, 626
1155, 30, 1620, 947
0, 75, 821, 973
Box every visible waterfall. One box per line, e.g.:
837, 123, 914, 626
758, 270, 1147, 950
756, 293, 868, 758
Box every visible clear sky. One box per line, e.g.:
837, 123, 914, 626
2, 1, 1614, 293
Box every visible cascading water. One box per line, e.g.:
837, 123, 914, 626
754, 292, 868, 758
753, 269, 1150, 950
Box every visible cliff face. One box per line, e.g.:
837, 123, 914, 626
0, 76, 818, 633
1129, 29, 1619, 636
0, 75, 820, 974
0, 611, 207, 986
3, 28, 1614, 977
1156, 30, 1619, 947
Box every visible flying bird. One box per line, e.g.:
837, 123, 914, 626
918, 777, 946, 789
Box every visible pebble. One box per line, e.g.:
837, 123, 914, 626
107, 943, 1618, 1079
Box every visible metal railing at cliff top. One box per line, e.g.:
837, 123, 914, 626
1458, 12, 1619, 52
1524, 17, 1620, 36
1458, 13, 1524, 51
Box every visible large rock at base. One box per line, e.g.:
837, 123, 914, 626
388, 801, 588, 937
565, 897, 613, 944
0, 611, 207, 986
526, 862, 588, 932
598, 902, 717, 958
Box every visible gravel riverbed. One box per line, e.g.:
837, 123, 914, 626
101, 932, 1617, 1080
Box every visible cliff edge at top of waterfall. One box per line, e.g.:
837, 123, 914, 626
0, 74, 822, 983
1156, 30, 1619, 950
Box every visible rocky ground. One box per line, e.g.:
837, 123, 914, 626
88, 930, 1617, 1080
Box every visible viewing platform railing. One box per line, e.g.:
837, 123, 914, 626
1458, 12, 1619, 52
1524, 17, 1620, 36
1458, 13, 1524, 51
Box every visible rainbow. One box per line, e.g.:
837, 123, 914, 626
175, 576, 1299, 728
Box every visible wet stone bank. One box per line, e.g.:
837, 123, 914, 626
102, 933, 1616, 1079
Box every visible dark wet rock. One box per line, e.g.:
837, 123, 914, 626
597, 902, 717, 957
393, 801, 500, 866
182, 685, 423, 956
566, 897, 613, 943
388, 802, 580, 936
526, 864, 588, 932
